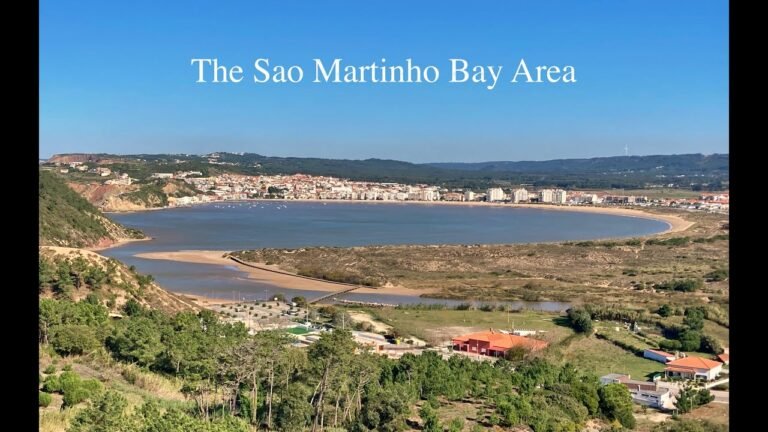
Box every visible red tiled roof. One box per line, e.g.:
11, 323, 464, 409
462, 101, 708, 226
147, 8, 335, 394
665, 356, 722, 371
717, 354, 730, 362
452, 330, 548, 351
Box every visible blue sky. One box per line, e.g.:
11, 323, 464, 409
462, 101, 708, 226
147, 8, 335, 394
40, 1, 728, 162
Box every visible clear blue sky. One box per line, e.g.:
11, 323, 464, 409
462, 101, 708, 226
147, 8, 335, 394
40, 1, 728, 163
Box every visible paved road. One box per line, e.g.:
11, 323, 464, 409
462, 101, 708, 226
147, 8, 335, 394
710, 390, 729, 404
658, 381, 729, 405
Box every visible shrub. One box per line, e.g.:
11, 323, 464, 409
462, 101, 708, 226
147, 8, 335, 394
675, 386, 714, 413
292, 296, 308, 308
39, 391, 52, 407
58, 371, 103, 407
44, 364, 56, 374
121, 368, 139, 385
599, 383, 636, 429
679, 330, 702, 352
655, 278, 703, 292
683, 308, 706, 331
704, 269, 728, 282
448, 418, 465, 432
657, 304, 672, 317
522, 291, 540, 302
659, 339, 682, 351
63, 386, 91, 406
647, 237, 690, 246
567, 308, 593, 334
51, 325, 101, 356
122, 298, 143, 316
700, 335, 722, 354
42, 375, 61, 393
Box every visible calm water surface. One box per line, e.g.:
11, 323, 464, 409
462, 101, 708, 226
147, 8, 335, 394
104, 201, 669, 310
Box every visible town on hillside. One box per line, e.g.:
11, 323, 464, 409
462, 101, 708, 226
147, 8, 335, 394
47, 160, 730, 214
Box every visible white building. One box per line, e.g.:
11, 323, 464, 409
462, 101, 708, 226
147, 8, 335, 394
513, 188, 529, 203
420, 190, 439, 201
151, 173, 174, 179
664, 357, 723, 381
554, 189, 567, 204
643, 349, 676, 364
600, 374, 671, 409
579, 193, 602, 204
539, 189, 554, 203
464, 191, 475, 201
486, 188, 505, 202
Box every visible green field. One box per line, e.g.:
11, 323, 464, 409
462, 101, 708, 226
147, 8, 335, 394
362, 308, 574, 345
555, 336, 665, 380
358, 307, 669, 380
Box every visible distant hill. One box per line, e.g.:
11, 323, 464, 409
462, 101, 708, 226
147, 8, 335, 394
45, 152, 729, 190
428, 154, 729, 175
39, 170, 144, 248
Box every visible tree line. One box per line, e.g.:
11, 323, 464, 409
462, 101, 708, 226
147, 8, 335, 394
40, 297, 638, 431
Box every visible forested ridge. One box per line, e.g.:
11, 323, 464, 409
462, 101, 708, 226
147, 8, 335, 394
39, 170, 144, 247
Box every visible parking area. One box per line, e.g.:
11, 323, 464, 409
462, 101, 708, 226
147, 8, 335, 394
208, 299, 309, 332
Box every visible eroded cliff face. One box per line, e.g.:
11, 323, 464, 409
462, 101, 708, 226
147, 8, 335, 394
101, 195, 160, 212
67, 182, 163, 211
68, 183, 136, 208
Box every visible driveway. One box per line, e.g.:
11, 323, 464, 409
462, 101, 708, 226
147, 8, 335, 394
657, 381, 729, 406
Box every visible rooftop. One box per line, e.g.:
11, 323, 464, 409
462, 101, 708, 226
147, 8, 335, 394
665, 356, 722, 370
645, 349, 675, 358
452, 329, 548, 351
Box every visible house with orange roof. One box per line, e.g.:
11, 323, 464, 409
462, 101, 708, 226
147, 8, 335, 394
451, 329, 548, 358
664, 356, 723, 381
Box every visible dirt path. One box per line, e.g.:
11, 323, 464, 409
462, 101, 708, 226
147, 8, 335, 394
347, 311, 393, 333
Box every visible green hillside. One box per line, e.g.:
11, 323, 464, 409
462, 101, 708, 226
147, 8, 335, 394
38, 170, 144, 248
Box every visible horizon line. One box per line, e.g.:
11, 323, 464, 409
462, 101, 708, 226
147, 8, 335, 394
40, 151, 729, 165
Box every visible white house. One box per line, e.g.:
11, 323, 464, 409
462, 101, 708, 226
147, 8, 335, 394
665, 357, 723, 381
643, 349, 676, 364
600, 374, 671, 409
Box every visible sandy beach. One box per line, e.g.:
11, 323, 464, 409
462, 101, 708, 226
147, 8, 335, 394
88, 236, 153, 252
177, 292, 242, 306
135, 250, 434, 297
